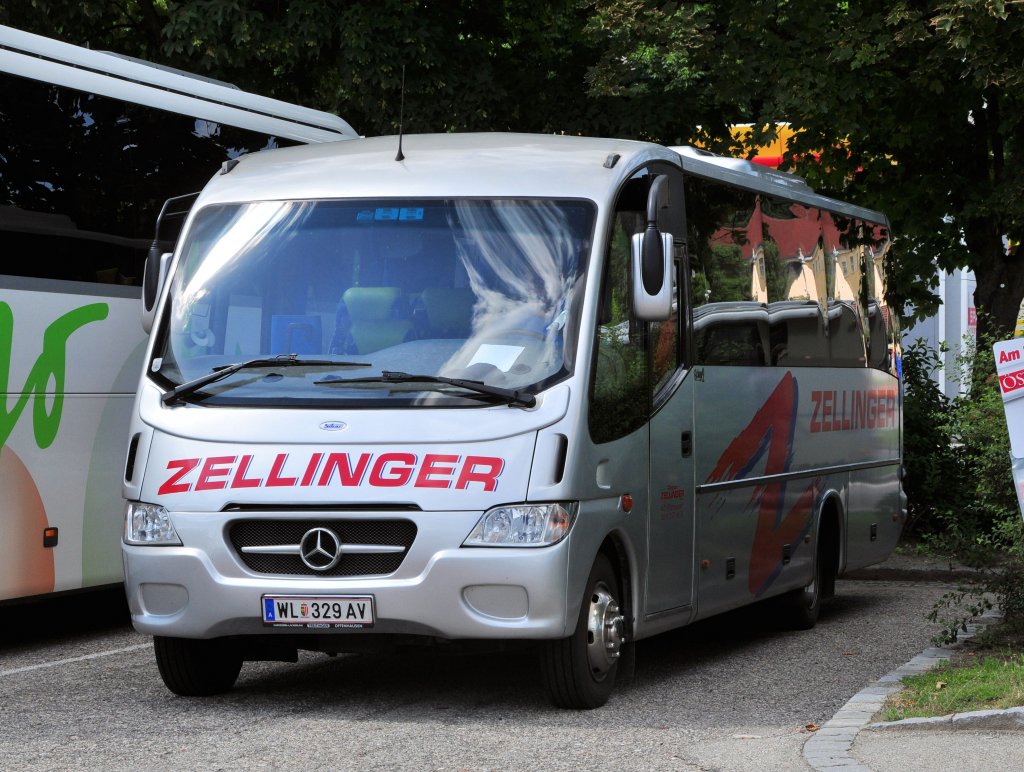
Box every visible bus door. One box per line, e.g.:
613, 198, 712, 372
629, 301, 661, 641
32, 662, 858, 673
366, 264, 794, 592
594, 164, 694, 619
644, 230, 695, 617
646, 369, 695, 615
642, 165, 695, 617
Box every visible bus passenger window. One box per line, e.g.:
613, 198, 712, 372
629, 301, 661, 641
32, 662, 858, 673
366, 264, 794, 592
828, 301, 867, 367
696, 320, 766, 366
867, 301, 892, 370
769, 302, 828, 366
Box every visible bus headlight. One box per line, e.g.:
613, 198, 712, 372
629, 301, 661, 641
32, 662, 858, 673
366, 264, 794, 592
463, 502, 576, 547
124, 501, 181, 545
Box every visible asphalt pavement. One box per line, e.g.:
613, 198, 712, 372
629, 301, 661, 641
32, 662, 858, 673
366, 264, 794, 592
807, 553, 1023, 772
1, 553, 1017, 771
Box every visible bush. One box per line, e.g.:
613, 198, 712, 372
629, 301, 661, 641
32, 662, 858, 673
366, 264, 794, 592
904, 331, 1024, 639
901, 339, 963, 539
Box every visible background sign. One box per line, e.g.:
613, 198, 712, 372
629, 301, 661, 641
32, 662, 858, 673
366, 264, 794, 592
994, 338, 1024, 521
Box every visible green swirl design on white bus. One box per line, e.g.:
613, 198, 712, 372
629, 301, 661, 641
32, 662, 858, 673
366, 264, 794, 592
0, 301, 109, 449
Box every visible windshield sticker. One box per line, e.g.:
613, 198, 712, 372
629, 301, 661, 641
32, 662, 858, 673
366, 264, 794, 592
156, 451, 505, 496
468, 344, 524, 372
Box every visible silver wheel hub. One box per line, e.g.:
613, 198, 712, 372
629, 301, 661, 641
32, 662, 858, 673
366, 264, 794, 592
586, 582, 625, 679
803, 571, 819, 609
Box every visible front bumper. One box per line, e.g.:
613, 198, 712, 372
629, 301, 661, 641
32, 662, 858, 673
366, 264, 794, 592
123, 510, 572, 640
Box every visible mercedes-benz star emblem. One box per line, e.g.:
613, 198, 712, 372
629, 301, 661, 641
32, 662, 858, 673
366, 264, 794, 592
299, 527, 343, 571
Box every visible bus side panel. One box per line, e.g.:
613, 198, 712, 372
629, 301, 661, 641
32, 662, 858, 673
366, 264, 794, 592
844, 370, 904, 572
691, 365, 900, 620
570, 424, 650, 632
845, 465, 901, 572
0, 283, 145, 600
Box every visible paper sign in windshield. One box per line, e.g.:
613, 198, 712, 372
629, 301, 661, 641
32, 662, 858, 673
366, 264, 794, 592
468, 344, 523, 372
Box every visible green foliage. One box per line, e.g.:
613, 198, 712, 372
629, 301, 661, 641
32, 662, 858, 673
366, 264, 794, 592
904, 331, 1017, 549
927, 585, 994, 646
901, 338, 962, 538
587, 0, 1024, 338
5, 1, 1024, 336
2, 1, 618, 138
905, 332, 1024, 641
944, 333, 1019, 546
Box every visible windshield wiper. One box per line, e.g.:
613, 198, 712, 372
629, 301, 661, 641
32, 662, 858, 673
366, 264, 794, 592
162, 354, 371, 405
314, 370, 537, 408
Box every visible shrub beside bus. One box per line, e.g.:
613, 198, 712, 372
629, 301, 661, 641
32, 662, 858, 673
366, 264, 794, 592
121, 133, 903, 708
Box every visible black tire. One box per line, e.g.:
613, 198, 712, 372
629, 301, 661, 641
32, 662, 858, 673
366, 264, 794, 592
153, 636, 243, 696
541, 553, 625, 709
777, 549, 823, 631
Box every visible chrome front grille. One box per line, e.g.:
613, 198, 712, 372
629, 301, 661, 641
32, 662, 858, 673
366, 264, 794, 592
228, 518, 417, 577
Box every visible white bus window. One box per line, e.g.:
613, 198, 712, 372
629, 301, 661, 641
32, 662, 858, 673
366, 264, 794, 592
1, 71, 299, 285
685, 178, 760, 308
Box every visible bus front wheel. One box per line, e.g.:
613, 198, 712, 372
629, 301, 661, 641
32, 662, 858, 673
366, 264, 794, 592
541, 553, 625, 709
153, 635, 243, 696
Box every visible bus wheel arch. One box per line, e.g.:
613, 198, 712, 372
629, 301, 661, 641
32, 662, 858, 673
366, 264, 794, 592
778, 491, 843, 630
816, 493, 843, 601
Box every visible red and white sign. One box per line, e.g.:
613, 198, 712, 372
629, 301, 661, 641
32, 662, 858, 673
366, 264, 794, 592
1000, 368, 1024, 397
994, 339, 1024, 458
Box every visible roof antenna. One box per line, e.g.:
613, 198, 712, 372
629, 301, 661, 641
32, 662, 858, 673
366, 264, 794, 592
395, 65, 406, 162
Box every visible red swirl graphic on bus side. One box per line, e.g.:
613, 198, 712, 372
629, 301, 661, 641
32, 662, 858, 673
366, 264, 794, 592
706, 372, 816, 597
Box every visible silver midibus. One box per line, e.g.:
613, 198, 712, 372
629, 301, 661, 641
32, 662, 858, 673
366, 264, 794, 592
0, 24, 356, 605
122, 133, 903, 708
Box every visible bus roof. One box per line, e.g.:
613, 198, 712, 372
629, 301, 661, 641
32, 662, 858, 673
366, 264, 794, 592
197, 132, 888, 226
674, 146, 887, 225
0, 24, 358, 144
195, 132, 681, 203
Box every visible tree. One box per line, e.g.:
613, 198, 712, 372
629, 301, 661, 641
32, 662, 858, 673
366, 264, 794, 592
2, 1, 621, 137
584, 0, 1024, 339
6, 1, 1024, 336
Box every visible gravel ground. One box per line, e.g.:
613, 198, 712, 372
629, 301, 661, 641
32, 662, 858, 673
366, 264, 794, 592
0, 577, 954, 771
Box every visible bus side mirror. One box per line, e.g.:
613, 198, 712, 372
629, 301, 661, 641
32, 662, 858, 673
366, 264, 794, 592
631, 174, 673, 321
141, 246, 172, 333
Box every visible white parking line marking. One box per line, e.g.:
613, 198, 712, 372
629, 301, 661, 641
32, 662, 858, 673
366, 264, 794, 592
0, 642, 152, 678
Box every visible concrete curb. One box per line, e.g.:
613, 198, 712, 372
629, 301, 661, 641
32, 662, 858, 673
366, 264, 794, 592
802, 608, 1003, 771
865, 705, 1024, 731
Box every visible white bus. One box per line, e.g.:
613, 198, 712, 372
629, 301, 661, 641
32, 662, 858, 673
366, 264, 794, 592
0, 25, 357, 604
121, 133, 903, 708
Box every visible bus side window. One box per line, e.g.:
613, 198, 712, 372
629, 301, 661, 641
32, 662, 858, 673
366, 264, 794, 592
684, 176, 768, 366
829, 301, 867, 367
867, 301, 892, 370
589, 207, 646, 444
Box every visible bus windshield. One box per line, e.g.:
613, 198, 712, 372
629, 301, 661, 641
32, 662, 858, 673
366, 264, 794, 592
153, 198, 595, 406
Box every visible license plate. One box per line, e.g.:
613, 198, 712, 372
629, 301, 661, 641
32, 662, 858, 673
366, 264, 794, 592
261, 595, 374, 628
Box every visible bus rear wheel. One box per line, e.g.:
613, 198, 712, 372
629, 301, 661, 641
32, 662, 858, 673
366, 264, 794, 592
778, 548, 823, 630
153, 636, 243, 696
541, 553, 625, 709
